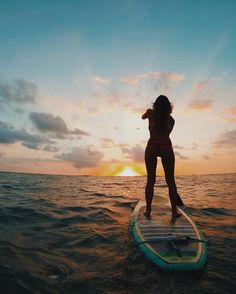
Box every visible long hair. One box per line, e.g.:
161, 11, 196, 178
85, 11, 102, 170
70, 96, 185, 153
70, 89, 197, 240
152, 95, 173, 134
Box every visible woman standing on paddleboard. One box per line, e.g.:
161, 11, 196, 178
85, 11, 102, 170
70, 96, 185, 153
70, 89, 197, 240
142, 95, 184, 219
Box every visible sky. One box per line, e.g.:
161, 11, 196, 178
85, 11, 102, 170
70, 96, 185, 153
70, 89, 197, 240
0, 0, 236, 176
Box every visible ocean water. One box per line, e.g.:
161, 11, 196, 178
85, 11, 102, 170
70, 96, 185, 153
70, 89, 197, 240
0, 171, 235, 294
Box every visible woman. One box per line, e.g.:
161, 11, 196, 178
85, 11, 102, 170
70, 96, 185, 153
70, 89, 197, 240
142, 95, 184, 219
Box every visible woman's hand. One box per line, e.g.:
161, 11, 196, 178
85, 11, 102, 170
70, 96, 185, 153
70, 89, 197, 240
142, 108, 152, 119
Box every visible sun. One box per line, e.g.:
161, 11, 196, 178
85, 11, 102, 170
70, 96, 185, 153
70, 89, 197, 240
115, 166, 140, 176
103, 164, 145, 176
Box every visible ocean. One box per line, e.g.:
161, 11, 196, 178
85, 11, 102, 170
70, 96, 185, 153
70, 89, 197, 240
0, 171, 235, 294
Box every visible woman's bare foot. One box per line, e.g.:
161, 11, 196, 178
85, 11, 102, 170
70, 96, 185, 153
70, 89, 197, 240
143, 210, 151, 218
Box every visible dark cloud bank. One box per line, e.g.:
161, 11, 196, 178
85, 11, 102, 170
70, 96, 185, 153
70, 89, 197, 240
0, 78, 38, 104
0, 121, 58, 152
213, 130, 236, 148
57, 147, 103, 169
121, 144, 144, 162
29, 112, 90, 137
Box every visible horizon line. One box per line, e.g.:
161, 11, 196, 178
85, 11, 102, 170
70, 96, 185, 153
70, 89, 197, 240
0, 170, 235, 178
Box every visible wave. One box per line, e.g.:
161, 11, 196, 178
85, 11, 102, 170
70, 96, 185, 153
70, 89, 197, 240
0, 172, 235, 294
200, 207, 235, 216
113, 200, 138, 208
185, 206, 235, 216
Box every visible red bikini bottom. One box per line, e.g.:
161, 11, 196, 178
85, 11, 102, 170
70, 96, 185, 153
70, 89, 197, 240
147, 140, 172, 156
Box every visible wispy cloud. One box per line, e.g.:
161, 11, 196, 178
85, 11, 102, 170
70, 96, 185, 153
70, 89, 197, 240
193, 77, 224, 95
203, 155, 210, 160
173, 144, 185, 150
222, 105, 236, 123
100, 138, 115, 148
92, 76, 112, 84
92, 91, 125, 105
213, 130, 236, 148
0, 78, 38, 104
0, 121, 58, 152
56, 147, 104, 169
121, 71, 184, 86
185, 100, 213, 112
225, 105, 236, 115
222, 117, 236, 123
84, 91, 128, 114
173, 143, 199, 150
185, 77, 223, 113
29, 112, 90, 137
121, 144, 144, 162
122, 102, 145, 114
175, 151, 189, 160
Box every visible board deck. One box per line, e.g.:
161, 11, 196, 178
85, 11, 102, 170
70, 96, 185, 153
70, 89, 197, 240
130, 201, 207, 271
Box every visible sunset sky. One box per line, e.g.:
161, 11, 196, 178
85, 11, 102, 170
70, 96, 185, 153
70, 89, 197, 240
0, 0, 235, 176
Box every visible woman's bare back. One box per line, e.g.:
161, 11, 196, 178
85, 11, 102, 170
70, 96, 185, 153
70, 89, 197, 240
142, 108, 175, 142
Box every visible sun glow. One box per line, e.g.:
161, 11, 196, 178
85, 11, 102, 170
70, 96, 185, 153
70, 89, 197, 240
115, 166, 140, 176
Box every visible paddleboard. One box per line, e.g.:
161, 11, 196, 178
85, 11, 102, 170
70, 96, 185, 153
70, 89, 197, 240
129, 201, 207, 271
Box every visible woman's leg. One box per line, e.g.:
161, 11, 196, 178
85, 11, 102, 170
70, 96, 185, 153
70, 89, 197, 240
161, 147, 181, 218
144, 146, 157, 216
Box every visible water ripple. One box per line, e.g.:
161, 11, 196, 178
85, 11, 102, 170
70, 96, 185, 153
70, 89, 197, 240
0, 172, 235, 293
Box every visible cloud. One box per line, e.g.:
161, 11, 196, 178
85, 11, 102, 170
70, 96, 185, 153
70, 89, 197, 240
121, 71, 184, 86
90, 91, 148, 115
30, 112, 68, 133
56, 147, 104, 169
224, 105, 236, 115
0, 78, 38, 104
223, 105, 236, 123
84, 91, 128, 114
213, 130, 236, 148
194, 79, 212, 91
14, 107, 26, 114
100, 138, 115, 148
222, 117, 236, 123
116, 143, 129, 148
69, 91, 126, 115
185, 100, 213, 112
122, 74, 147, 86
173, 144, 185, 150
109, 158, 122, 164
29, 112, 90, 137
92, 76, 112, 84
0, 120, 58, 152
175, 151, 189, 160
92, 91, 125, 106
203, 155, 210, 160
121, 144, 144, 162
186, 78, 223, 112
122, 102, 145, 114
195, 77, 223, 91
173, 143, 199, 150
192, 143, 199, 150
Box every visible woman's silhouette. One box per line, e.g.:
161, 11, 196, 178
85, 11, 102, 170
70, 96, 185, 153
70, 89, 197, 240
142, 95, 184, 219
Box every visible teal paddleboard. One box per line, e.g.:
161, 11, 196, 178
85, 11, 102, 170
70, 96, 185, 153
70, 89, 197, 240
130, 201, 207, 271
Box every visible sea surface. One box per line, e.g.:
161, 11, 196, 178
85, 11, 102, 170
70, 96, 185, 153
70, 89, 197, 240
0, 171, 235, 294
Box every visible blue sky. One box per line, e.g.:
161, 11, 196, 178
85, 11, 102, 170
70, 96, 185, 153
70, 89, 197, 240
1, 0, 236, 76
0, 0, 236, 175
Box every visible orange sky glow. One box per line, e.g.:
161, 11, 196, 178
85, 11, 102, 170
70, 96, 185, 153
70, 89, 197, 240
0, 2, 236, 176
